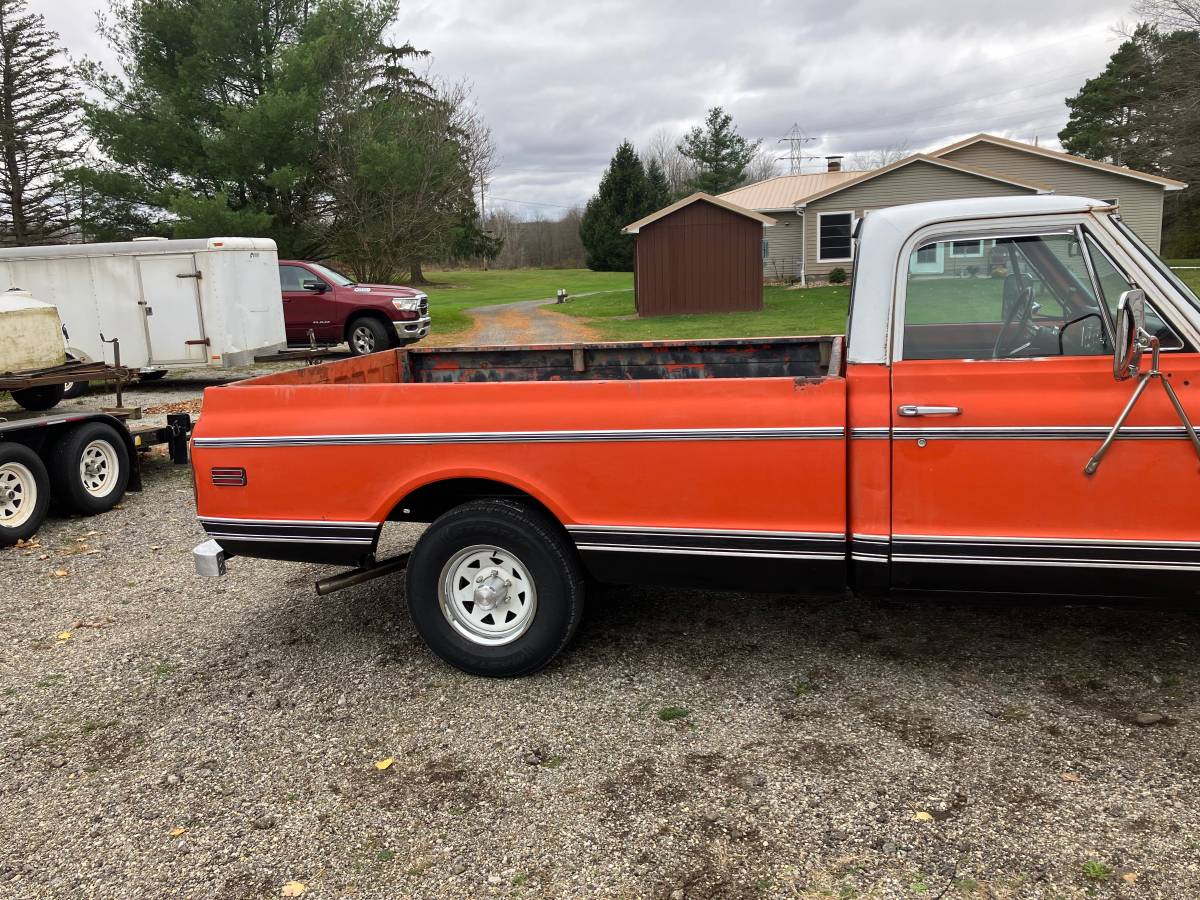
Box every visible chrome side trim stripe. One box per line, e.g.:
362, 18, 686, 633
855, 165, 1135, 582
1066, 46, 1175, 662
199, 517, 380, 546
575, 544, 845, 561
567, 525, 843, 540
893, 555, 1200, 573
892, 534, 1200, 549
893, 425, 1197, 441
850, 427, 890, 439
194, 426, 845, 449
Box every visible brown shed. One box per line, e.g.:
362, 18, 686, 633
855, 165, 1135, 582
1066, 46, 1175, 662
623, 193, 776, 317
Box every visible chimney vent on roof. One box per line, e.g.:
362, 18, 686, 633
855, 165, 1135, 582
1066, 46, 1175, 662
826, 156, 843, 173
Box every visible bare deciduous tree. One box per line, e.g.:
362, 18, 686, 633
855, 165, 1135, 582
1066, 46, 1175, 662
641, 128, 694, 198
848, 140, 913, 172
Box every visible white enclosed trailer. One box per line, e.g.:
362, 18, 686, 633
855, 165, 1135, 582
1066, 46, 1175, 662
0, 237, 285, 373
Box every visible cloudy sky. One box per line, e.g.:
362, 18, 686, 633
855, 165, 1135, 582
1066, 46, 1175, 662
36, 0, 1133, 218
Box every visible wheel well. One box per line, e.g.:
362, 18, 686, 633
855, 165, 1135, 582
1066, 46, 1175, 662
344, 310, 393, 342
388, 478, 560, 527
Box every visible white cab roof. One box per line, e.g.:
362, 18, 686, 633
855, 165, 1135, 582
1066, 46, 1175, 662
848, 195, 1113, 365
0, 236, 277, 260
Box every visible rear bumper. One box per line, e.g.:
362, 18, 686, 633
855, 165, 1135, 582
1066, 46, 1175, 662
394, 315, 431, 343
193, 538, 227, 576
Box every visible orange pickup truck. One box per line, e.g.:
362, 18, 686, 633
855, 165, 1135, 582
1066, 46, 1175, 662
191, 196, 1200, 676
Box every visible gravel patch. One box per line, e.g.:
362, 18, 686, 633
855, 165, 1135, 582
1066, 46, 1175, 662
2, 373, 1200, 898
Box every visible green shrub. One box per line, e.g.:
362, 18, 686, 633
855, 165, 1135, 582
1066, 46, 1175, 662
828, 267, 847, 284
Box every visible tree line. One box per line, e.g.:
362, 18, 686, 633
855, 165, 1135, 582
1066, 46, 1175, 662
1059, 0, 1200, 255
580, 107, 775, 271
0, 0, 496, 283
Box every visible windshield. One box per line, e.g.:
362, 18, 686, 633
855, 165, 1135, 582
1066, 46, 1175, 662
1109, 215, 1200, 312
309, 262, 354, 287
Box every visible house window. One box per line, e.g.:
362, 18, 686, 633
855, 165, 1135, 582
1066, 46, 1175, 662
949, 239, 983, 258
818, 211, 854, 261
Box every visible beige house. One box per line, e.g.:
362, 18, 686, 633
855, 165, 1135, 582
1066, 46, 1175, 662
718, 134, 1187, 283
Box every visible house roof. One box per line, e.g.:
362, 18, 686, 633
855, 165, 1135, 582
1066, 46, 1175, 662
622, 192, 777, 234
929, 133, 1188, 191
717, 171, 862, 211
792, 154, 1053, 208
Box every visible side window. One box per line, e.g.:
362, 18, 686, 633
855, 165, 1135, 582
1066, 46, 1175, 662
1084, 235, 1183, 351
279, 265, 308, 292
818, 212, 854, 262
903, 232, 1110, 361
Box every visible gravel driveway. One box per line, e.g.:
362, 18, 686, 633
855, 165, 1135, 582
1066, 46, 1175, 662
3, 375, 1200, 899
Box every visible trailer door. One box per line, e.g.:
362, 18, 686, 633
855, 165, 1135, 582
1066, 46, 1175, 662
137, 254, 206, 365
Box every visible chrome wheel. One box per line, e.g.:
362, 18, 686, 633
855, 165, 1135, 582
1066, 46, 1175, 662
79, 439, 119, 498
439, 544, 537, 646
351, 324, 376, 354
0, 462, 36, 528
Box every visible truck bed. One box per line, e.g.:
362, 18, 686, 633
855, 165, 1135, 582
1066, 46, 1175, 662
239, 336, 843, 387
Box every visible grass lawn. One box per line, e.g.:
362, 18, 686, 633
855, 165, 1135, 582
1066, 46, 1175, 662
551, 284, 851, 340
1167, 260, 1200, 295
421, 268, 632, 336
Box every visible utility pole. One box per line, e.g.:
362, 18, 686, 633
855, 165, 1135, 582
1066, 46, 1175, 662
778, 123, 818, 175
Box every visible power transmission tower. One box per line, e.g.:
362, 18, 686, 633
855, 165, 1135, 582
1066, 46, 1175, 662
778, 123, 818, 175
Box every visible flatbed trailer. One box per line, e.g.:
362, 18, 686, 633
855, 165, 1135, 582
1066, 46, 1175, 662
0, 408, 192, 545
0, 360, 130, 411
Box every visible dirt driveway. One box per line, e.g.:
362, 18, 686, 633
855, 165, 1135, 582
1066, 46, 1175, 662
429, 297, 599, 347
3, 375, 1200, 899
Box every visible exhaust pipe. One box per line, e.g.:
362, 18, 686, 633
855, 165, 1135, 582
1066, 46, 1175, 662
314, 553, 410, 596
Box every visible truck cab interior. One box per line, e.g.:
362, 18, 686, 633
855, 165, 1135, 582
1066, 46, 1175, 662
901, 231, 1187, 361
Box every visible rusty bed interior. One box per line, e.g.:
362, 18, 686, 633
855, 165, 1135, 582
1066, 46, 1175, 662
240, 336, 844, 387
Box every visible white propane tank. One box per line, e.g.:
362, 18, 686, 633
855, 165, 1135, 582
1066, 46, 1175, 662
0, 288, 66, 374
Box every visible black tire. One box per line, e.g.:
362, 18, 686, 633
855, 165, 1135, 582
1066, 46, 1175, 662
0, 443, 50, 546
47, 422, 130, 516
61, 381, 89, 399
11, 384, 65, 411
347, 317, 391, 356
138, 371, 168, 382
405, 499, 585, 677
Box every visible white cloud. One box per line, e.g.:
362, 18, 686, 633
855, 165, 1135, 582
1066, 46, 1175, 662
33, 0, 1132, 218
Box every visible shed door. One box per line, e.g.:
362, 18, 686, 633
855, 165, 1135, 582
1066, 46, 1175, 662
137, 255, 206, 365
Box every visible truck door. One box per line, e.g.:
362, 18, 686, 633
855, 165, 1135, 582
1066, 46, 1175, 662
279, 264, 336, 344
137, 254, 207, 365
889, 227, 1200, 598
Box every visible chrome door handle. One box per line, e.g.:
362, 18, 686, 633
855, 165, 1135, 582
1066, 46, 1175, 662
898, 405, 961, 417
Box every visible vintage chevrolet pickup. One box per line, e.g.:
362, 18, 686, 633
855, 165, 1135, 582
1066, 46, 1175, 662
191, 196, 1200, 676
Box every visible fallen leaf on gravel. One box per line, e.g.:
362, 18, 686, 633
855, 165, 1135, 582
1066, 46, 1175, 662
56, 631, 71, 642
374, 757, 394, 771
53, 570, 68, 577
913, 811, 934, 822
1123, 872, 1138, 883
1060, 772, 1082, 782
169, 827, 186, 837
281, 881, 307, 897
112, 503, 124, 510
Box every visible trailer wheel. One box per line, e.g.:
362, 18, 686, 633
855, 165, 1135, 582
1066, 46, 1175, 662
11, 384, 65, 411
61, 381, 89, 399
348, 317, 389, 356
0, 443, 50, 546
406, 500, 585, 677
48, 422, 130, 516
138, 371, 168, 382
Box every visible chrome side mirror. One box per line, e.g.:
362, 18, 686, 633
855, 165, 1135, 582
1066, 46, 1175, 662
1113, 289, 1147, 381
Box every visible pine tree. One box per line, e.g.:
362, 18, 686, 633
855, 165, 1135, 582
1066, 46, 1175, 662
579, 140, 651, 271
645, 158, 671, 211
677, 107, 761, 195
1059, 25, 1167, 173
0, 0, 80, 245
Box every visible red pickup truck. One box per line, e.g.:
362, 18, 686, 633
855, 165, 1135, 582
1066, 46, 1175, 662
194, 197, 1200, 677
278, 260, 430, 355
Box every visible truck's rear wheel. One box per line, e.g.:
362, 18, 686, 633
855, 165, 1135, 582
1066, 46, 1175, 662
348, 317, 390, 356
0, 444, 50, 546
48, 422, 130, 515
11, 384, 65, 411
405, 500, 585, 677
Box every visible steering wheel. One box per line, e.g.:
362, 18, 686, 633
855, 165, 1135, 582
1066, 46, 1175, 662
992, 285, 1036, 358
